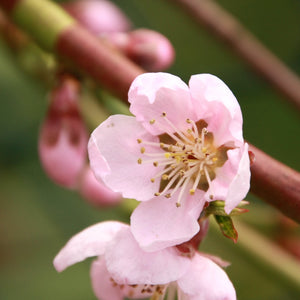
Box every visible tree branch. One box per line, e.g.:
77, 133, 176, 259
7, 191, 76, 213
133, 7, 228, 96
0, 0, 300, 222
169, 0, 300, 111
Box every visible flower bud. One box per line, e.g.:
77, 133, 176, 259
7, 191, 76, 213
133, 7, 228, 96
79, 166, 122, 206
38, 76, 88, 188
125, 29, 175, 71
62, 0, 131, 35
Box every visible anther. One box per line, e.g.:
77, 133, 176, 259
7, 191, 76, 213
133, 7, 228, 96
201, 147, 207, 153
209, 194, 214, 200
151, 178, 155, 183
153, 161, 158, 167
164, 152, 171, 158
140, 147, 145, 154
212, 157, 218, 162
154, 192, 161, 196
137, 139, 142, 144
176, 202, 181, 207
162, 174, 169, 180
137, 158, 142, 164
149, 119, 155, 124
165, 193, 171, 198
189, 189, 195, 195
162, 112, 167, 117
186, 118, 191, 123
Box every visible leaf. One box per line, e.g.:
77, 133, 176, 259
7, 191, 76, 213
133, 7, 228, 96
214, 215, 238, 243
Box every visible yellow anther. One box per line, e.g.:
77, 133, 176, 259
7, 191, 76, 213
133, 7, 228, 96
151, 178, 155, 183
201, 147, 207, 153
187, 129, 192, 134
160, 143, 165, 148
164, 152, 171, 158
162, 174, 169, 180
154, 192, 161, 196
189, 189, 195, 195
186, 118, 191, 123
153, 161, 158, 167
212, 157, 218, 162
149, 119, 155, 124
165, 193, 171, 198
137, 158, 142, 164
140, 147, 145, 154
176, 202, 181, 208
137, 139, 142, 144
176, 156, 181, 163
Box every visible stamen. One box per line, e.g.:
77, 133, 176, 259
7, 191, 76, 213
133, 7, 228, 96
190, 169, 202, 195
204, 166, 214, 199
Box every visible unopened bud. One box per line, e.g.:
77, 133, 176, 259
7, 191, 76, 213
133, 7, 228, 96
38, 76, 88, 188
62, 0, 131, 35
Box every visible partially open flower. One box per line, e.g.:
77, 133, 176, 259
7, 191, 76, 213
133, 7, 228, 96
54, 221, 236, 300
38, 76, 88, 188
89, 72, 251, 251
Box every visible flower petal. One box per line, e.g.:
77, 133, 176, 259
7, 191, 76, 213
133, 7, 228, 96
88, 115, 161, 200
91, 258, 153, 300
105, 227, 191, 285
130, 191, 205, 252
177, 253, 236, 300
224, 143, 250, 214
129, 72, 195, 136
53, 221, 126, 272
90, 259, 124, 300
189, 74, 243, 145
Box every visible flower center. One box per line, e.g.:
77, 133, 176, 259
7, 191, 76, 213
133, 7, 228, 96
137, 113, 229, 207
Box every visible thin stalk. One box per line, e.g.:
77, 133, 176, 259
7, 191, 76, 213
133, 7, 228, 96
169, 0, 300, 111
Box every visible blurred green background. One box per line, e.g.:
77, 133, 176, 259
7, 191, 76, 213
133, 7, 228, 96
0, 0, 300, 299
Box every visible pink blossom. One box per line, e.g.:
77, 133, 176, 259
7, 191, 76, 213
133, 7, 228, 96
54, 221, 236, 300
88, 72, 251, 251
39, 76, 88, 188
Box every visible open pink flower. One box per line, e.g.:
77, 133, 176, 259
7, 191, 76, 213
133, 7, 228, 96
54, 221, 236, 300
88, 73, 251, 251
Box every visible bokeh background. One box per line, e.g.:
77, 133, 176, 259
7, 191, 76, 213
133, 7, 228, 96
0, 0, 300, 299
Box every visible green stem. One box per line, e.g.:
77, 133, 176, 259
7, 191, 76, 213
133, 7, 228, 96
12, 0, 74, 50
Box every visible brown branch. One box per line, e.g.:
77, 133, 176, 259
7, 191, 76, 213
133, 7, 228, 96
249, 144, 300, 223
169, 0, 300, 111
0, 0, 300, 222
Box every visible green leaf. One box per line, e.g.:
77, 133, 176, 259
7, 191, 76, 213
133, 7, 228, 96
214, 215, 238, 243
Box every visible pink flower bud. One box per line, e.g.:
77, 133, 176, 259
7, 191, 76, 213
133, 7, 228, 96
79, 166, 122, 206
62, 0, 131, 35
126, 29, 175, 71
38, 76, 88, 189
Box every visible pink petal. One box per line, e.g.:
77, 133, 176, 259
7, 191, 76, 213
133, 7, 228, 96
224, 143, 250, 214
105, 227, 191, 285
91, 258, 157, 300
88, 115, 161, 201
90, 259, 124, 300
53, 221, 126, 272
128, 73, 196, 136
130, 191, 205, 252
189, 74, 243, 145
79, 166, 122, 207
177, 253, 236, 300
